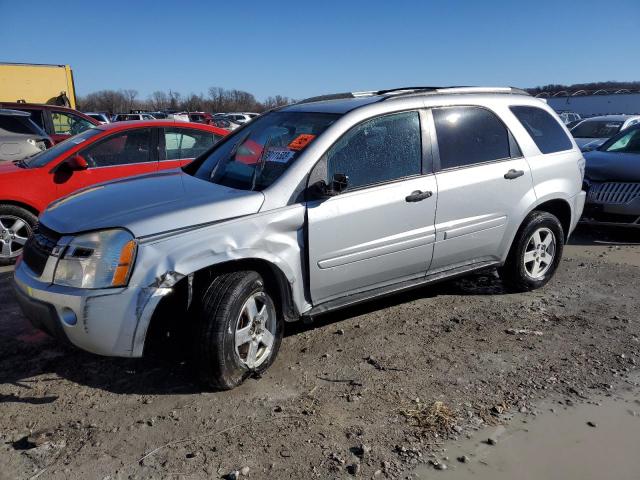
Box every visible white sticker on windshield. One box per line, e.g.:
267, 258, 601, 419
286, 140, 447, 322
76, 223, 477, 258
71, 138, 87, 144
264, 148, 295, 164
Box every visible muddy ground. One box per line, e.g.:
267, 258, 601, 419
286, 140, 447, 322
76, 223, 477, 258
1, 226, 639, 480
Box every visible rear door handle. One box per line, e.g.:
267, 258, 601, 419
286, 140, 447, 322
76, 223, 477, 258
504, 169, 525, 180
405, 190, 433, 202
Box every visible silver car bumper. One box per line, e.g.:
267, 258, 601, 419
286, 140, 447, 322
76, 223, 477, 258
13, 262, 163, 357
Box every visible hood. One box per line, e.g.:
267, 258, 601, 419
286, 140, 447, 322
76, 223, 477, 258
575, 137, 608, 151
40, 170, 265, 237
0, 161, 22, 174
584, 150, 640, 182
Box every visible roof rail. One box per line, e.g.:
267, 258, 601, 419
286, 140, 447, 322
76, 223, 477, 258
380, 86, 530, 98
294, 86, 529, 106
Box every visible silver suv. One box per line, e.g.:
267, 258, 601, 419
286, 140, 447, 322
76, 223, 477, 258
14, 87, 586, 390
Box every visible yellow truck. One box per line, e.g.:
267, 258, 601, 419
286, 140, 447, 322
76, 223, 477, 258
0, 62, 77, 109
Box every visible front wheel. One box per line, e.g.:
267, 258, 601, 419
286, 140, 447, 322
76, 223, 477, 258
0, 205, 37, 266
194, 271, 283, 390
499, 211, 565, 292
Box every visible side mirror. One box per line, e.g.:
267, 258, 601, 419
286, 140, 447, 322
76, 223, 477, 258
330, 173, 349, 193
66, 154, 89, 171
309, 173, 349, 199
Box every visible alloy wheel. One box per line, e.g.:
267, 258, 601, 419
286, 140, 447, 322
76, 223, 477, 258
234, 291, 277, 369
523, 227, 556, 279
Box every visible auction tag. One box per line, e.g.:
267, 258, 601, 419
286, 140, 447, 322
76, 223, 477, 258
288, 134, 316, 151
264, 148, 295, 163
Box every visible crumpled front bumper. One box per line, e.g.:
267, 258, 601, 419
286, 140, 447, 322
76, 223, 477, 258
13, 262, 166, 357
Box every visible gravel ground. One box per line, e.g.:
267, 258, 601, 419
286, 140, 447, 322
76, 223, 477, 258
0, 226, 639, 480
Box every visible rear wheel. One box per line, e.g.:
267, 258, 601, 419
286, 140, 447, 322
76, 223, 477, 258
0, 205, 37, 266
194, 271, 283, 390
499, 211, 564, 292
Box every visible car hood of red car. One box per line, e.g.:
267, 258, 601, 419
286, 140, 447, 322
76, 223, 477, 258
39, 170, 265, 238
0, 161, 22, 175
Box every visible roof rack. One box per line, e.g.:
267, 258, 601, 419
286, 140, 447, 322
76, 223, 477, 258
378, 86, 530, 98
294, 86, 529, 106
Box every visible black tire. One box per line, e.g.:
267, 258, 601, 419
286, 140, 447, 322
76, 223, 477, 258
499, 211, 565, 292
0, 204, 37, 266
193, 271, 283, 390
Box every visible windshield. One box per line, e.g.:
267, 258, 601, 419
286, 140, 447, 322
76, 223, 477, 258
24, 128, 102, 168
186, 111, 339, 190
571, 120, 623, 139
601, 126, 640, 153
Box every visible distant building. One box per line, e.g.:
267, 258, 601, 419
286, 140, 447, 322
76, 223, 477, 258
539, 91, 640, 117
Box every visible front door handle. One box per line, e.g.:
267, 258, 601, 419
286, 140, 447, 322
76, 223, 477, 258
405, 190, 433, 202
504, 169, 525, 180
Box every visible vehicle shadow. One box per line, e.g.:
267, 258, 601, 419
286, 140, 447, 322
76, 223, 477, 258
0, 268, 506, 398
569, 225, 640, 246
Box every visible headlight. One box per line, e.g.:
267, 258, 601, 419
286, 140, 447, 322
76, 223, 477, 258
53, 229, 137, 289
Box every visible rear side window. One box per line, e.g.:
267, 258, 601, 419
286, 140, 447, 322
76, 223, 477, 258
510, 106, 573, 154
433, 106, 511, 169
163, 128, 221, 160
326, 111, 422, 189
0, 115, 35, 134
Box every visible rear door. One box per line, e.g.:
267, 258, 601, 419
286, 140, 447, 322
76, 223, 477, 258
307, 110, 438, 304
54, 127, 159, 198
429, 106, 535, 274
159, 127, 223, 170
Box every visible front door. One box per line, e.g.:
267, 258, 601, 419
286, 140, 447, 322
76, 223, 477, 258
54, 127, 159, 198
307, 111, 437, 304
428, 106, 535, 273
48, 110, 96, 144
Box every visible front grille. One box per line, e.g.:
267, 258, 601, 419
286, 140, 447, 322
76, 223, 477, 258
23, 223, 61, 276
587, 182, 640, 205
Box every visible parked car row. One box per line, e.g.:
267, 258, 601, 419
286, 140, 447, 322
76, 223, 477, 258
0, 120, 227, 264
12, 86, 587, 390
103, 111, 260, 130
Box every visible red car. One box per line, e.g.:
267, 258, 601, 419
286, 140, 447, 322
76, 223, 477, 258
0, 120, 227, 265
0, 103, 100, 144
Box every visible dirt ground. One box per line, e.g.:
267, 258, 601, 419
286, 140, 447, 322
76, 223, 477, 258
1, 226, 639, 480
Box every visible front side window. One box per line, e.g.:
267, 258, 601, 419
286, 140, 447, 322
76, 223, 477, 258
602, 127, 640, 153
325, 111, 422, 189
24, 129, 101, 168
188, 111, 338, 190
570, 120, 623, 139
434, 106, 511, 169
80, 128, 153, 167
163, 128, 221, 160
510, 106, 573, 154
52, 111, 95, 135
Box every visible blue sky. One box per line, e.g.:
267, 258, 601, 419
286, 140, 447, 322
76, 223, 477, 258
1, 0, 639, 101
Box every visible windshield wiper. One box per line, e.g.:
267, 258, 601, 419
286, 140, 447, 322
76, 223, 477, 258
12, 159, 28, 169
251, 135, 275, 190
209, 130, 252, 181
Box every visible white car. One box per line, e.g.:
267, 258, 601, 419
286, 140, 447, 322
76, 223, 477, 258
224, 113, 254, 124
84, 112, 111, 124
15, 86, 586, 390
